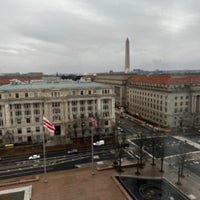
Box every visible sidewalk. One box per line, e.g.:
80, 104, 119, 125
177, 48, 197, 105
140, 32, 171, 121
0, 166, 127, 200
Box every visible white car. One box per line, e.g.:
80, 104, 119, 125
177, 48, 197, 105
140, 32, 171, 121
67, 149, 78, 154
93, 140, 105, 146
29, 154, 40, 160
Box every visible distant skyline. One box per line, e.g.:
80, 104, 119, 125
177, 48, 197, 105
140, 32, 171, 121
0, 0, 200, 74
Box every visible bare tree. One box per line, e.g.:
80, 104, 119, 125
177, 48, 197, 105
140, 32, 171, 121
176, 141, 187, 185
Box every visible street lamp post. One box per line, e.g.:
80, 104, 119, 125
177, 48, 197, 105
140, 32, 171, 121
91, 127, 95, 175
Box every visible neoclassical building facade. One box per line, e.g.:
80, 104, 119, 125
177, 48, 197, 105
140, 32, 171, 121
127, 74, 200, 130
0, 80, 115, 145
94, 73, 132, 108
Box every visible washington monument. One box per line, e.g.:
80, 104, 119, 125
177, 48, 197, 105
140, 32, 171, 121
125, 38, 130, 73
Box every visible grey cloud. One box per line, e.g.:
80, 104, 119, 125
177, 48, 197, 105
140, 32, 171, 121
0, 0, 200, 74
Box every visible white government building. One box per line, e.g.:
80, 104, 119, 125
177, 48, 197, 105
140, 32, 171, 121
0, 79, 115, 145
127, 74, 200, 130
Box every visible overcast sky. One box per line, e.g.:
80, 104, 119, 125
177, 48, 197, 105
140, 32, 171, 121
0, 0, 200, 75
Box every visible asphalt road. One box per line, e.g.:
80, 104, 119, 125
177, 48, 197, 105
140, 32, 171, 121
0, 144, 117, 180
116, 114, 153, 137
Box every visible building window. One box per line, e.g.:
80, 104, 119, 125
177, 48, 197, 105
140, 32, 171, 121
36, 127, 40, 132
35, 117, 40, 123
103, 99, 109, 104
25, 93, 29, 98
16, 111, 22, 116
52, 102, 60, 107
103, 105, 109, 110
53, 108, 60, 114
26, 118, 31, 123
17, 118, 22, 124
88, 100, 93, 104
89, 121, 93, 127
15, 104, 21, 109
0, 119, 3, 126
24, 103, 30, 109
53, 115, 61, 121
103, 112, 109, 117
80, 114, 84, 119
88, 106, 93, 111
51, 91, 60, 97
17, 128, 22, 134
27, 127, 31, 133
72, 107, 77, 112
15, 93, 19, 98
80, 107, 85, 112
73, 114, 77, 119
24, 110, 31, 115
72, 101, 77, 106
80, 100, 85, 105
34, 110, 40, 115
80, 91, 83, 95
33, 103, 40, 108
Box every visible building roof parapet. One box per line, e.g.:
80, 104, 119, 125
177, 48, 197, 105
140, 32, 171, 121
128, 74, 200, 85
0, 81, 112, 91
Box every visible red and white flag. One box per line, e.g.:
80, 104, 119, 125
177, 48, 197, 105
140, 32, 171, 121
43, 117, 55, 133
91, 115, 98, 128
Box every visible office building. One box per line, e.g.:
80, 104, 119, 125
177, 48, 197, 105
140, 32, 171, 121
127, 74, 200, 129
0, 80, 115, 145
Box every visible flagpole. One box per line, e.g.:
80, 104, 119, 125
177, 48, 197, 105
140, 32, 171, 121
42, 113, 48, 183
43, 123, 48, 183
91, 127, 95, 175
42, 116, 55, 183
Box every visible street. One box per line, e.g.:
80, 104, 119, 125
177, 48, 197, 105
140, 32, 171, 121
0, 144, 116, 180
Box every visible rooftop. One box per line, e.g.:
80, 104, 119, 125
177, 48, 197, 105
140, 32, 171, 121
0, 81, 109, 91
128, 74, 200, 85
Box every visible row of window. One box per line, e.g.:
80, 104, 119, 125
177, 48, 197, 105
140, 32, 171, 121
129, 102, 166, 112
174, 102, 189, 106
10, 99, 110, 109
11, 110, 40, 116
129, 90, 167, 99
10, 103, 41, 110
10, 117, 40, 125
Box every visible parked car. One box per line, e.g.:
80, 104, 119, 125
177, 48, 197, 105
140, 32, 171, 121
67, 149, 78, 154
29, 154, 40, 160
93, 140, 105, 146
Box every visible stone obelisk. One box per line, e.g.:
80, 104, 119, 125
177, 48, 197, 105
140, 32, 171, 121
125, 38, 130, 73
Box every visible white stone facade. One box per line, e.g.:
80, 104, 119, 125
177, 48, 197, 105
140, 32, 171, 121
0, 81, 115, 144
127, 75, 200, 129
